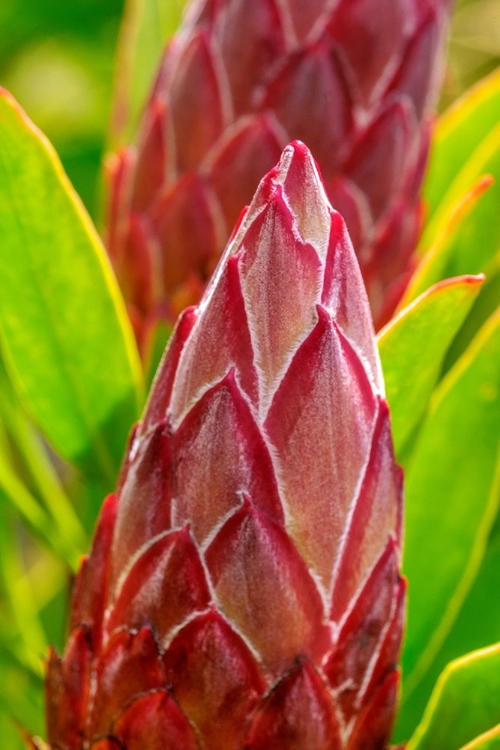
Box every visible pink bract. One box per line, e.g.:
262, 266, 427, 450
46, 143, 404, 749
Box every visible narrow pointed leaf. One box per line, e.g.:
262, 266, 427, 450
439, 531, 500, 683
109, 0, 186, 146
444, 262, 500, 368
402, 175, 493, 306
413, 118, 500, 295
399, 520, 500, 744
460, 725, 500, 749
0, 451, 81, 568
378, 274, 484, 455
400, 311, 500, 717
408, 644, 500, 750
0, 510, 49, 674
0, 90, 143, 482
424, 66, 500, 221
0, 362, 87, 552
0, 655, 44, 746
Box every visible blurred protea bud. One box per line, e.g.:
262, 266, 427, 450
107, 0, 451, 355
45, 143, 404, 749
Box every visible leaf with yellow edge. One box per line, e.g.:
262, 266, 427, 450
408, 68, 500, 316
421, 121, 500, 273
408, 643, 500, 750
398, 526, 500, 745
399, 311, 500, 727
461, 724, 500, 749
378, 274, 484, 457
403, 176, 493, 305
425, 66, 500, 221
0, 89, 143, 484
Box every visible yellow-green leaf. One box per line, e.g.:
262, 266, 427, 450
461, 724, 500, 749
400, 311, 500, 709
425, 65, 500, 221
398, 529, 500, 744
408, 644, 500, 750
403, 176, 493, 306
0, 90, 143, 483
406, 69, 500, 313
109, 0, 186, 146
378, 275, 484, 456
421, 121, 500, 281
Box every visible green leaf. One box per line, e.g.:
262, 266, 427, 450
444, 260, 500, 370
378, 275, 484, 456
0, 710, 27, 750
0, 645, 44, 739
404, 70, 500, 309
461, 725, 500, 749
146, 319, 173, 387
0, 450, 81, 567
0, 89, 143, 483
108, 0, 186, 146
403, 175, 494, 305
398, 531, 500, 744
400, 311, 500, 714
0, 361, 88, 549
419, 120, 500, 284
408, 644, 500, 750
0, 513, 47, 672
425, 66, 500, 222
444, 527, 500, 671
0, 561, 45, 738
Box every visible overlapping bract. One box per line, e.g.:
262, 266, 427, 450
107, 0, 451, 353
46, 143, 404, 749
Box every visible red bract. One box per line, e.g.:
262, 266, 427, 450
46, 143, 404, 749
107, 0, 451, 354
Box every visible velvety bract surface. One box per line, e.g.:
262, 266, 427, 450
45, 143, 404, 749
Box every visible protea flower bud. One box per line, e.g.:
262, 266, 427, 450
107, 0, 451, 353
46, 143, 404, 749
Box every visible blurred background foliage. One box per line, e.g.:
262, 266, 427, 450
0, 0, 184, 219
0, 0, 124, 215
443, 0, 500, 107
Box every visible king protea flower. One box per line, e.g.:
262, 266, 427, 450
44, 143, 404, 749
107, 0, 451, 353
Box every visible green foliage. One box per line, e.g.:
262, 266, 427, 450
109, 0, 186, 146
0, 0, 124, 215
0, 90, 143, 485
408, 644, 500, 750
395, 312, 500, 739
0, 653, 43, 749
378, 275, 483, 457
404, 531, 500, 747
389, 55, 500, 745
403, 67, 500, 349
0, 363, 86, 564
443, 0, 500, 109
425, 67, 500, 222
461, 726, 500, 749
